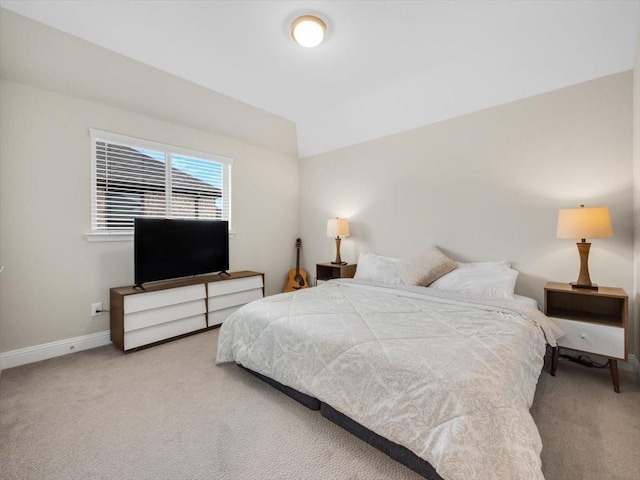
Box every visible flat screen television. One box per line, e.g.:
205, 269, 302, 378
134, 218, 229, 286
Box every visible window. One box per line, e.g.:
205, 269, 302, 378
90, 130, 232, 236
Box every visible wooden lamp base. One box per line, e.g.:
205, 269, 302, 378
331, 237, 346, 265
571, 241, 598, 290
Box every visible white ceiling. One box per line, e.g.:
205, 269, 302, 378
1, 0, 639, 157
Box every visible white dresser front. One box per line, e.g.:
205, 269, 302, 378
123, 284, 207, 350
206, 275, 263, 327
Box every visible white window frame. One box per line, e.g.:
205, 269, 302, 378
85, 129, 233, 242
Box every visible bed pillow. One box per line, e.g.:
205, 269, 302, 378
394, 245, 457, 287
429, 261, 519, 299
353, 253, 402, 284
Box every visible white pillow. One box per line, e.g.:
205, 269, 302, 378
460, 260, 511, 268
393, 245, 458, 287
429, 261, 518, 299
353, 253, 402, 284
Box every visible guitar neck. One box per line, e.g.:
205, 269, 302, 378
295, 245, 301, 274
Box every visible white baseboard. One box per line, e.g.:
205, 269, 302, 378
0, 330, 111, 370
624, 354, 640, 387
619, 354, 639, 371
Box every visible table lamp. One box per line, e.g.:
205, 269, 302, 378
556, 205, 613, 289
327, 218, 350, 265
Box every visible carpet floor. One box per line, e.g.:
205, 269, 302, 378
1, 328, 639, 480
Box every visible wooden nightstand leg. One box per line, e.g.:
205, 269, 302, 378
609, 359, 620, 393
550, 346, 558, 376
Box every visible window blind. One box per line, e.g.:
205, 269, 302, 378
90, 130, 232, 233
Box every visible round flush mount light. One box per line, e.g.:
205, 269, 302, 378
291, 15, 327, 48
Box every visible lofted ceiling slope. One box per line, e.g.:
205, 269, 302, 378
1, 0, 638, 158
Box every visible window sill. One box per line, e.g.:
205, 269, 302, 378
84, 232, 133, 242
84, 231, 236, 242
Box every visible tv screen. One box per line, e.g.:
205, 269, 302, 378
134, 218, 229, 285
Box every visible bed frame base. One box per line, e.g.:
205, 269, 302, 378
238, 364, 443, 480
238, 364, 320, 410
320, 403, 443, 480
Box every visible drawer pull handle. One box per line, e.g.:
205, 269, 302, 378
580, 333, 586, 339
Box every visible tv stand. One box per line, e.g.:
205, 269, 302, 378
110, 271, 264, 351
218, 270, 231, 277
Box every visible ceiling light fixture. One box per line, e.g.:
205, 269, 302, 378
291, 15, 326, 48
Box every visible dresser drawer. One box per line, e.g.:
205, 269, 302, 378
124, 314, 207, 350
207, 275, 263, 297
208, 306, 243, 327
208, 289, 263, 312
555, 317, 625, 359
124, 299, 206, 332
124, 284, 206, 314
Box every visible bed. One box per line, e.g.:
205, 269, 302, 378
216, 254, 562, 480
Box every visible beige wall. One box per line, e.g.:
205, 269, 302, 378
0, 80, 299, 353
300, 72, 635, 354
0, 8, 636, 364
0, 4, 298, 352
0, 10, 299, 354
634, 33, 640, 361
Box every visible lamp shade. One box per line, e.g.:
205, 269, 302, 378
327, 218, 350, 238
556, 206, 613, 240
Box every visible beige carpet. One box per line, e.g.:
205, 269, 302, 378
1, 328, 638, 480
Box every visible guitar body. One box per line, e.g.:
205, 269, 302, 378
284, 268, 309, 292
284, 238, 310, 292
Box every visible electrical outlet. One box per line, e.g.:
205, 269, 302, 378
91, 302, 103, 317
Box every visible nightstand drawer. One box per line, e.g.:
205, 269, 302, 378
555, 317, 625, 359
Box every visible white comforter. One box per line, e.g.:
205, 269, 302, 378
216, 279, 562, 480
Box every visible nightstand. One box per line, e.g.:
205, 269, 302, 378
544, 282, 628, 393
316, 262, 357, 285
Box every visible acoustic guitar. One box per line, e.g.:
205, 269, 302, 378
284, 238, 310, 292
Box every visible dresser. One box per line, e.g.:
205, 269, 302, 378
110, 271, 264, 351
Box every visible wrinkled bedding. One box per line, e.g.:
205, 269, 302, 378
216, 279, 562, 480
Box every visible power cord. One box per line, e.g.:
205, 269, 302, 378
559, 351, 609, 369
